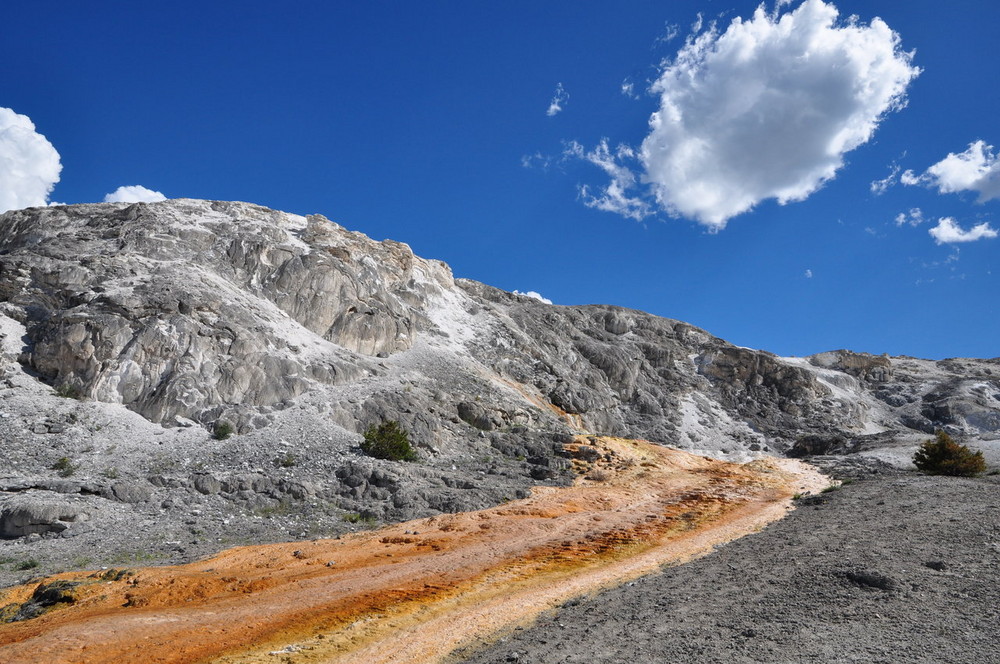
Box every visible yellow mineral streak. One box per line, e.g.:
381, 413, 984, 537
0, 437, 828, 664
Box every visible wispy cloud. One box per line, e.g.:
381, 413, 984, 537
804, 269, 813, 278
620, 78, 640, 100
546, 83, 569, 117
568, 0, 919, 230
0, 107, 62, 213
928, 217, 998, 245
691, 12, 704, 34
521, 152, 553, 171
870, 163, 902, 195
565, 139, 651, 221
894, 208, 925, 227
657, 22, 680, 43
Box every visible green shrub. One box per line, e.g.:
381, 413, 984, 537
361, 421, 417, 461
341, 512, 378, 527
54, 383, 82, 400
51, 457, 77, 478
212, 421, 234, 440
913, 431, 986, 477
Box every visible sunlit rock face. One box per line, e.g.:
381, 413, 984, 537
0, 200, 446, 429
0, 199, 997, 451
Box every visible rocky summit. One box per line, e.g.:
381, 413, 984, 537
0, 199, 998, 583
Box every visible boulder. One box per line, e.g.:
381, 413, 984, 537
0, 498, 90, 538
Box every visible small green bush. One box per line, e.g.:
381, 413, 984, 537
913, 431, 986, 477
361, 420, 417, 461
341, 512, 378, 527
51, 457, 77, 478
212, 421, 234, 440
54, 383, 82, 400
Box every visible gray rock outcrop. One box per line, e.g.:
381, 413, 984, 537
0, 198, 997, 586
0, 199, 997, 452
0, 498, 89, 538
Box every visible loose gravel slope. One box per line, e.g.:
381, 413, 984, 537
456, 468, 1000, 664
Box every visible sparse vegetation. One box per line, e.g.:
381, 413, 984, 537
255, 499, 296, 519
341, 512, 377, 527
913, 431, 986, 477
585, 468, 611, 482
51, 457, 77, 478
54, 383, 82, 399
274, 452, 297, 468
15, 559, 39, 571
361, 420, 417, 461
212, 421, 234, 441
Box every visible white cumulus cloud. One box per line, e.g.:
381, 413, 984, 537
0, 107, 62, 213
103, 185, 167, 203
928, 217, 998, 245
547, 83, 569, 117
570, 0, 919, 230
513, 290, 553, 304
903, 140, 1000, 201
641, 0, 920, 228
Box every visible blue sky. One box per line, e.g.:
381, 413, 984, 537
2, 0, 998, 359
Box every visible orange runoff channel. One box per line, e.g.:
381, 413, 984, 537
0, 437, 829, 664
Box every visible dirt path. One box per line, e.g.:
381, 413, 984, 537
0, 438, 828, 664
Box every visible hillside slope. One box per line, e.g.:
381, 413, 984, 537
0, 199, 997, 582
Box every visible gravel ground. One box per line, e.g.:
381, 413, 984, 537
454, 466, 1000, 664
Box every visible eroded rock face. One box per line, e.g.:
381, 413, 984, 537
811, 350, 893, 382
0, 200, 454, 429
0, 199, 997, 455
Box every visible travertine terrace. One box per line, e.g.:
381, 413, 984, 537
0, 437, 827, 664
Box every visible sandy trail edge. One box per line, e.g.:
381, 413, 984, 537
0, 439, 829, 664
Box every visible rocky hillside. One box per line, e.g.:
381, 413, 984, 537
0, 199, 997, 583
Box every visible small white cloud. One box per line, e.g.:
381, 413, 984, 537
621, 78, 639, 100
928, 217, 998, 245
894, 208, 925, 227
870, 164, 901, 195
804, 269, 813, 278
903, 140, 1000, 202
571, 0, 919, 230
899, 169, 920, 186
513, 290, 553, 305
103, 185, 167, 203
0, 107, 62, 214
547, 83, 569, 117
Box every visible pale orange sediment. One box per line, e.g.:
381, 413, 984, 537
0, 438, 829, 664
